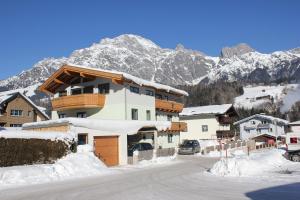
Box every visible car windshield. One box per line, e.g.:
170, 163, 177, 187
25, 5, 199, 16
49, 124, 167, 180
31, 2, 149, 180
182, 141, 194, 147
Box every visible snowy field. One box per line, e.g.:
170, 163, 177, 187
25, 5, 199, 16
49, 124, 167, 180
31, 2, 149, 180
234, 84, 300, 111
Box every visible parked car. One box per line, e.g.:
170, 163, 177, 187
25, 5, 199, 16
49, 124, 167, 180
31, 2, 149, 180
128, 142, 153, 156
178, 140, 200, 155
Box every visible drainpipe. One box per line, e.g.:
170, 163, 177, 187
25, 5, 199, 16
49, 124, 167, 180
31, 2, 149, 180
124, 84, 128, 120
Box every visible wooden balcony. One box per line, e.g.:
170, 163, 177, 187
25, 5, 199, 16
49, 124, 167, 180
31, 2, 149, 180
218, 116, 233, 124
51, 94, 106, 111
168, 122, 187, 132
155, 99, 184, 113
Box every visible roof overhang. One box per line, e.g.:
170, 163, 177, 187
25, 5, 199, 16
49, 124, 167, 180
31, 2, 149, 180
39, 64, 123, 94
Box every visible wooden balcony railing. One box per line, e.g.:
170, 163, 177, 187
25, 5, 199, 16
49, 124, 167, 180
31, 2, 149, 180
155, 99, 184, 113
51, 94, 106, 111
218, 116, 233, 124
168, 122, 187, 132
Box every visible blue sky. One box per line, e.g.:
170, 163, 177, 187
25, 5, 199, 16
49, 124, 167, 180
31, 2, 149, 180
0, 0, 300, 80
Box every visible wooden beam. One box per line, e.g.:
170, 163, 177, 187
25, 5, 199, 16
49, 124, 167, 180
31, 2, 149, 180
64, 70, 72, 76
54, 78, 64, 84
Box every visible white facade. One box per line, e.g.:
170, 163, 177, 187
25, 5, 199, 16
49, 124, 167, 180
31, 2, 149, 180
180, 115, 230, 141
234, 114, 289, 141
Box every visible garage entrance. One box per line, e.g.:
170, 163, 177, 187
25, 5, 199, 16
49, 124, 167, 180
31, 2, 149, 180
94, 136, 119, 166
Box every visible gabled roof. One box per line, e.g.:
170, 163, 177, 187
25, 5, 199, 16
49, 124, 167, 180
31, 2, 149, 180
233, 114, 289, 126
180, 104, 233, 116
0, 92, 49, 119
39, 64, 188, 96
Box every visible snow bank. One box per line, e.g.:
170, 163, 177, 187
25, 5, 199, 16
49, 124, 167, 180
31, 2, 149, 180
136, 155, 177, 167
0, 129, 74, 143
0, 145, 111, 188
210, 149, 299, 177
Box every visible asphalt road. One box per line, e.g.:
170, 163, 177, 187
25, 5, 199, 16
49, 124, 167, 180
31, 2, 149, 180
1, 155, 299, 200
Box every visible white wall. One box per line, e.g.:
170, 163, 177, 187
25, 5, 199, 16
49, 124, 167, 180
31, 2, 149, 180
239, 118, 286, 140
157, 132, 180, 148
180, 115, 223, 141
291, 125, 300, 132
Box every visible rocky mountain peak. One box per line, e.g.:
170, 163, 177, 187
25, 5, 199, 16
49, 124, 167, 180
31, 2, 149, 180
220, 43, 255, 58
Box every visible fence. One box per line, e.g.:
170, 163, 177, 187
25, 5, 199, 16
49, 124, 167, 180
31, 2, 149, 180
203, 140, 280, 156
127, 147, 176, 165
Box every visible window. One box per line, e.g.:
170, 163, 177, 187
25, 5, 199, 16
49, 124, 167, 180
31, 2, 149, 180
71, 88, 82, 95
10, 124, 22, 127
58, 90, 67, 97
98, 83, 110, 94
77, 112, 87, 118
269, 128, 273, 132
202, 125, 208, 132
167, 115, 172, 121
290, 137, 298, 144
78, 134, 88, 145
10, 109, 23, 116
146, 110, 151, 121
83, 86, 94, 94
28, 111, 32, 117
145, 90, 154, 96
168, 134, 173, 143
155, 94, 163, 99
0, 110, 4, 116
164, 95, 169, 100
262, 120, 268, 124
58, 113, 66, 118
131, 109, 138, 120
251, 121, 256, 125
130, 86, 139, 94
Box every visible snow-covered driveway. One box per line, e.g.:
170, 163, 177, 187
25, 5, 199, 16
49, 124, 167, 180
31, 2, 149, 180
1, 156, 299, 200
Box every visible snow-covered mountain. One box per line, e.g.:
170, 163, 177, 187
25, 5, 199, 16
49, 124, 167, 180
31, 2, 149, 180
1, 34, 299, 93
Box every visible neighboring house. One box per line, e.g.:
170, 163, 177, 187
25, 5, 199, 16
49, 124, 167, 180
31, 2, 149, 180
0, 92, 49, 127
179, 104, 237, 141
234, 114, 289, 141
289, 121, 300, 132
23, 64, 188, 166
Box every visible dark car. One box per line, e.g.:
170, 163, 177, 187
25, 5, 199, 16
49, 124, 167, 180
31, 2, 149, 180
128, 142, 153, 156
178, 140, 200, 155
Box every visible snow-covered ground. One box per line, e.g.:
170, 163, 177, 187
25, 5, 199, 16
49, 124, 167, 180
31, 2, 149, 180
234, 84, 300, 111
210, 149, 300, 177
1, 155, 299, 200
0, 145, 112, 188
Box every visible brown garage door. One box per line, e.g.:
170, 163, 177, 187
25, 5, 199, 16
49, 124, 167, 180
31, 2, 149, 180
94, 136, 119, 166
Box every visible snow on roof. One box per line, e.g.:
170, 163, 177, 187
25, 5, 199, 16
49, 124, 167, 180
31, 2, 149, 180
180, 104, 233, 116
0, 91, 49, 119
289, 121, 300, 125
0, 94, 13, 105
233, 114, 289, 125
23, 118, 172, 135
66, 64, 189, 96
0, 129, 74, 142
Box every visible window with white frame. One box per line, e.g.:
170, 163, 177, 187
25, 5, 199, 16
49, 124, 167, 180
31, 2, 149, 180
10, 109, 23, 116
202, 125, 208, 132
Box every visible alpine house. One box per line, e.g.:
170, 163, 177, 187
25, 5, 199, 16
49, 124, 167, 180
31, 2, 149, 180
23, 64, 188, 166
